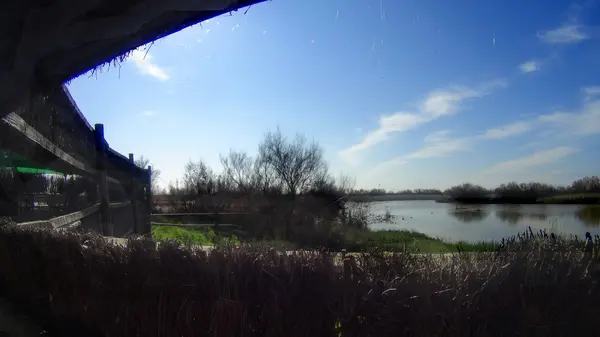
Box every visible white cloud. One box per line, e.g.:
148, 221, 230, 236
423, 130, 451, 143
420, 88, 477, 117
519, 60, 540, 73
406, 137, 470, 159
479, 86, 600, 141
339, 113, 427, 163
480, 121, 532, 139
538, 99, 600, 136
406, 132, 471, 159
537, 112, 571, 123
518, 140, 545, 152
421, 81, 505, 117
140, 110, 156, 117
484, 147, 579, 174
338, 80, 505, 163
583, 86, 600, 101
369, 157, 408, 175
130, 50, 169, 81
368, 131, 470, 175
537, 24, 589, 44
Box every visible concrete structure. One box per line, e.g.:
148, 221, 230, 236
0, 0, 265, 120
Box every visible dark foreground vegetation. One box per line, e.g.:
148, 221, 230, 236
2, 223, 600, 337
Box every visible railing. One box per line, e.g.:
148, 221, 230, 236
0, 85, 151, 236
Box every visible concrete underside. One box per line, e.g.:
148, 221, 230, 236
0, 0, 265, 117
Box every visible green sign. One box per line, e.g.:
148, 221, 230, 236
0, 150, 64, 175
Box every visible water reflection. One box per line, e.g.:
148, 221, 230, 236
577, 206, 600, 227
448, 207, 489, 223
495, 207, 548, 226
368, 200, 595, 242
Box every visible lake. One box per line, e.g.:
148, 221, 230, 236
367, 200, 600, 242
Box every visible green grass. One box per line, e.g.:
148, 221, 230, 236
152, 225, 240, 246
352, 230, 500, 253
150, 225, 496, 253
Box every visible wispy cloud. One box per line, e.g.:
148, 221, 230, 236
369, 157, 408, 175
583, 86, 600, 101
140, 110, 156, 117
518, 140, 548, 152
479, 86, 600, 140
484, 147, 579, 174
537, 24, 589, 44
420, 81, 505, 117
339, 80, 505, 163
538, 99, 600, 136
519, 60, 541, 73
406, 133, 471, 159
342, 114, 426, 156
480, 121, 532, 139
423, 130, 452, 143
369, 131, 470, 174
130, 50, 169, 81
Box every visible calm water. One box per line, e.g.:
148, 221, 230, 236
367, 201, 600, 242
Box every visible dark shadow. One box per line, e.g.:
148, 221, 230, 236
495, 207, 548, 226
577, 206, 600, 227
448, 207, 489, 223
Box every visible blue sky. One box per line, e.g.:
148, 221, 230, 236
68, 0, 600, 191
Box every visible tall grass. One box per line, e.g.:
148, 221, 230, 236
1, 223, 600, 336
351, 230, 501, 253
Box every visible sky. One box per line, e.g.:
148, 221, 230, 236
67, 0, 600, 191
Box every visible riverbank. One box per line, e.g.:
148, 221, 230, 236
152, 225, 500, 253
440, 192, 600, 205
347, 194, 446, 202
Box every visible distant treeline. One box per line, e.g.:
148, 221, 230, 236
347, 177, 600, 204
157, 129, 355, 215
442, 177, 600, 204
349, 188, 443, 196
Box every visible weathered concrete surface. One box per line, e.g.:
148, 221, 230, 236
1, 0, 266, 121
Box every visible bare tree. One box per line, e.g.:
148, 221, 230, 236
182, 159, 215, 196
165, 178, 188, 211
336, 173, 356, 195
443, 183, 489, 198
252, 154, 280, 195
311, 171, 336, 192
258, 128, 327, 195
220, 150, 255, 192
571, 176, 600, 193
134, 155, 162, 194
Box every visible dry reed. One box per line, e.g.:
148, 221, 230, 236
0, 223, 599, 337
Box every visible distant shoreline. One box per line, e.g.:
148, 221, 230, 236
347, 194, 447, 202
441, 194, 600, 205
347, 193, 600, 205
